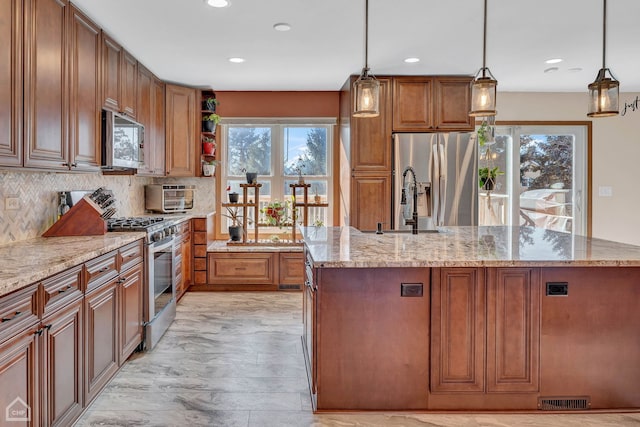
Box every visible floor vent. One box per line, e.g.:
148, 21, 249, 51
538, 396, 591, 411
278, 284, 301, 291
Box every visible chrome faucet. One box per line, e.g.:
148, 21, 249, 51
400, 166, 419, 235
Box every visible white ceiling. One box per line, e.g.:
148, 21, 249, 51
72, 0, 640, 92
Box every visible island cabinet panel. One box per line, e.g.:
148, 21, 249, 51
350, 174, 391, 231
315, 267, 430, 410
302, 249, 316, 402
0, 0, 23, 167
540, 267, 640, 409
430, 267, 485, 393
486, 268, 540, 393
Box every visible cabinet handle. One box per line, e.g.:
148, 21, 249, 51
34, 328, 43, 336
98, 266, 110, 273
234, 267, 247, 271
45, 324, 52, 331
70, 162, 77, 168
1, 311, 22, 323
58, 285, 73, 294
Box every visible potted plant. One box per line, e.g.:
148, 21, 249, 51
202, 159, 219, 177
260, 200, 290, 227
294, 162, 306, 184
202, 113, 220, 133
202, 94, 219, 112
221, 206, 244, 241
478, 166, 504, 191
226, 186, 239, 203
241, 168, 257, 184
202, 135, 215, 155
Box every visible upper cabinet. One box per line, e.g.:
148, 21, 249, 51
136, 64, 165, 176
165, 83, 197, 177
102, 34, 136, 119
392, 76, 473, 132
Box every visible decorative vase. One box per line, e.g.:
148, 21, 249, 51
246, 172, 257, 184
202, 142, 215, 155
228, 225, 242, 241
202, 164, 215, 176
228, 192, 239, 203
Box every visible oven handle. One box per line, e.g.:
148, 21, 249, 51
148, 235, 175, 252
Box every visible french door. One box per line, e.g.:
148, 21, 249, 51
479, 123, 589, 237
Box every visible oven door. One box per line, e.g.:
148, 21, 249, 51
145, 235, 177, 349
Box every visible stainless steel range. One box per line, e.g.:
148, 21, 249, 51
107, 217, 179, 350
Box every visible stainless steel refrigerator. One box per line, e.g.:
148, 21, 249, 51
392, 133, 478, 231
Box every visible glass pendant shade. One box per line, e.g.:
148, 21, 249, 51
470, 73, 497, 117
353, 69, 380, 117
588, 68, 619, 117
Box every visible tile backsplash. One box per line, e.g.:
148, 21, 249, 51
0, 170, 216, 245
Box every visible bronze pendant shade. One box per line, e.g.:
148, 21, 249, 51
353, 0, 380, 118
588, 0, 619, 117
469, 0, 497, 117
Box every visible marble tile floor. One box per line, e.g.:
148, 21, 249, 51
75, 292, 640, 427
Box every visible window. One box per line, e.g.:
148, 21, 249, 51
479, 123, 590, 237
219, 119, 334, 233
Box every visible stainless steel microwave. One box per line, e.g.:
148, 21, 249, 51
145, 184, 196, 213
101, 110, 144, 171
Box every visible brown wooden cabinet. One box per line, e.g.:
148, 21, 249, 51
0, 0, 23, 167
23, 0, 70, 170
302, 249, 316, 406
118, 262, 143, 363
392, 76, 473, 132
207, 252, 277, 287
176, 221, 192, 300
68, 5, 101, 172
350, 174, 391, 231
279, 252, 303, 288
192, 217, 211, 287
84, 278, 118, 403
101, 33, 136, 118
136, 64, 165, 176
165, 83, 198, 176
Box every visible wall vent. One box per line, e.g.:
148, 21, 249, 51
538, 396, 590, 411
278, 284, 301, 291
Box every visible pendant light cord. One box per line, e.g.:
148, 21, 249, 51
364, 0, 370, 71
602, 0, 607, 69
482, 0, 487, 77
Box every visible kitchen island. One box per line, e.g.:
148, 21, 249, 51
301, 226, 640, 412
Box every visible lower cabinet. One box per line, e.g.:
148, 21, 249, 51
118, 263, 143, 363
176, 220, 192, 301
350, 174, 391, 231
84, 278, 119, 403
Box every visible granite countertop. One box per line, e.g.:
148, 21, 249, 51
207, 240, 303, 253
0, 232, 145, 298
301, 226, 640, 268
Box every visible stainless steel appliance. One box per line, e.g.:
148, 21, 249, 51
145, 184, 195, 213
107, 217, 179, 350
392, 133, 478, 231
101, 110, 144, 172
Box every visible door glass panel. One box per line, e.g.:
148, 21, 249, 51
480, 125, 588, 237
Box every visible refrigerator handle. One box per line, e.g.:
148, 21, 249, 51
431, 140, 440, 226
438, 142, 446, 226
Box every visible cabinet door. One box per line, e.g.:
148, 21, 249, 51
23, 0, 69, 170
165, 83, 197, 176
302, 250, 316, 400
42, 297, 83, 427
0, 326, 40, 427
119, 263, 143, 363
351, 77, 392, 172
84, 279, 118, 403
279, 252, 303, 286
434, 77, 473, 131
68, 5, 101, 171
121, 50, 137, 118
136, 64, 153, 175
151, 76, 166, 175
392, 77, 433, 132
431, 267, 485, 393
207, 252, 276, 285
101, 33, 121, 113
350, 174, 391, 231
0, 0, 23, 167
181, 224, 192, 292
486, 268, 540, 393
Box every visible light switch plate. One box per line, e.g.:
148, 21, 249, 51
598, 186, 613, 197
5, 197, 20, 210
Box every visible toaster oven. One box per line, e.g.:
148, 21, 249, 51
145, 184, 195, 213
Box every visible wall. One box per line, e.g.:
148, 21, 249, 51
216, 91, 339, 118
498, 91, 640, 245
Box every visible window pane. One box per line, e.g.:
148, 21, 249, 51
283, 127, 327, 175
227, 127, 272, 175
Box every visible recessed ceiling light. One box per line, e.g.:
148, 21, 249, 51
404, 57, 420, 63
545, 58, 563, 64
544, 67, 559, 73
273, 23, 291, 32
205, 0, 229, 7
568, 67, 583, 73
228, 57, 245, 63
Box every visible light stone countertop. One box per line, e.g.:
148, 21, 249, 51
301, 226, 640, 268
207, 240, 303, 252
0, 233, 145, 298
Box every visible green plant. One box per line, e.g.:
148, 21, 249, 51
221, 206, 251, 227
202, 135, 215, 143
202, 113, 220, 125
478, 166, 504, 188
260, 200, 291, 227
477, 120, 490, 147
204, 159, 219, 166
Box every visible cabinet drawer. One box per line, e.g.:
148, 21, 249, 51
207, 253, 275, 285
85, 250, 119, 292
119, 240, 144, 272
41, 264, 83, 317
0, 284, 39, 343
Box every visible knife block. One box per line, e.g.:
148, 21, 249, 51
43, 197, 107, 237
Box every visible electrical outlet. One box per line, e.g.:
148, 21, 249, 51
5, 197, 20, 210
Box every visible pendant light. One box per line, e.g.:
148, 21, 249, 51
353, 0, 380, 118
469, 0, 497, 117
588, 0, 619, 117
